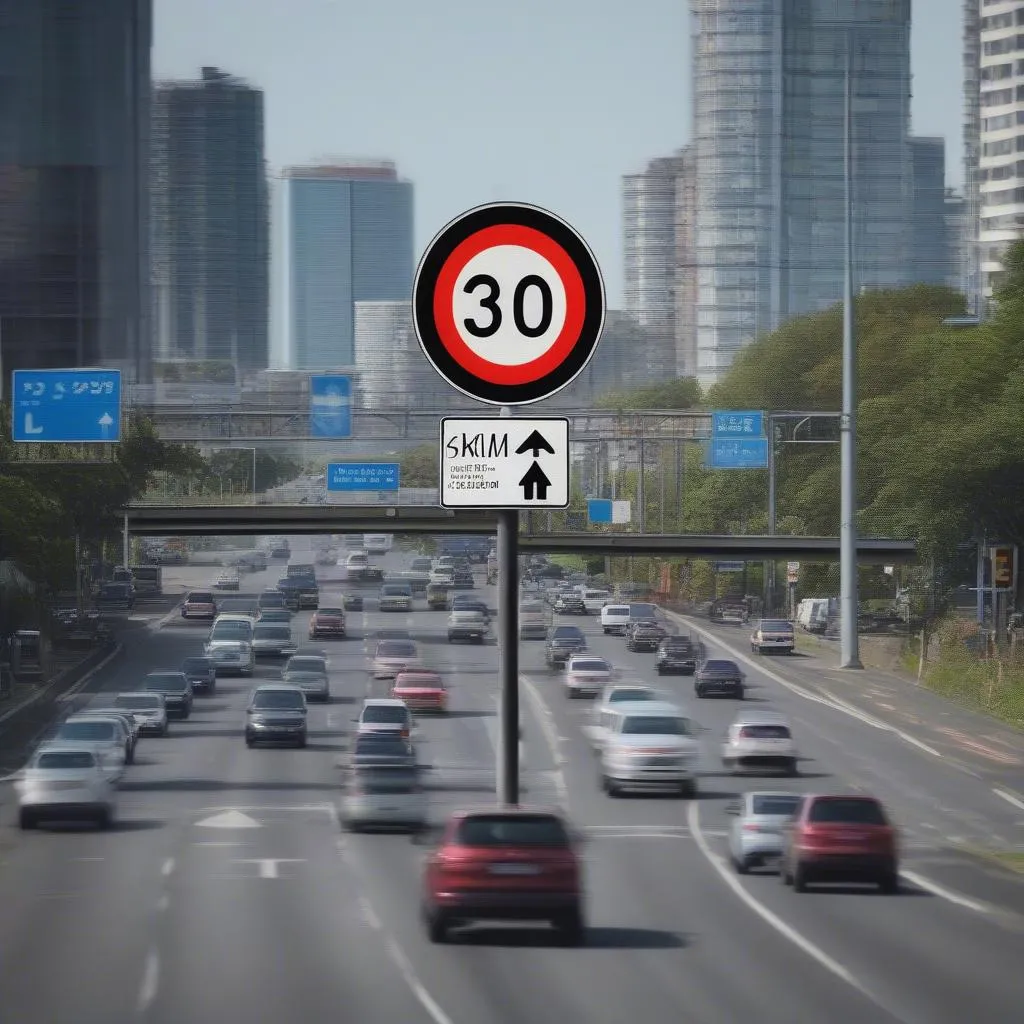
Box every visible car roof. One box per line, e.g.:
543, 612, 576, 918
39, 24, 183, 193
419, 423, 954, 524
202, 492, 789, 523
568, 653, 608, 663
362, 698, 407, 708
609, 700, 685, 716
116, 691, 164, 699
252, 683, 304, 693
730, 709, 790, 724
34, 743, 99, 758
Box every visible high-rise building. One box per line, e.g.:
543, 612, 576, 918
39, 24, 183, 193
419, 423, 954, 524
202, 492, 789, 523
622, 152, 689, 372
151, 67, 269, 373
945, 188, 968, 292
274, 162, 413, 371
909, 137, 957, 287
674, 146, 698, 377
971, 1, 1024, 304
0, 0, 152, 385
962, 0, 982, 310
690, 0, 913, 386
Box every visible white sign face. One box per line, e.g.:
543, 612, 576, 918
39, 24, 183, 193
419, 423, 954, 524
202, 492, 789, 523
440, 417, 570, 509
611, 500, 632, 524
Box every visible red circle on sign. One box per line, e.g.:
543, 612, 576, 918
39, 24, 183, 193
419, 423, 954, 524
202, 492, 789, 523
432, 224, 586, 387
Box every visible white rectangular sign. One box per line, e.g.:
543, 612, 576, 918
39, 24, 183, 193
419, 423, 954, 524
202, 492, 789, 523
440, 417, 570, 509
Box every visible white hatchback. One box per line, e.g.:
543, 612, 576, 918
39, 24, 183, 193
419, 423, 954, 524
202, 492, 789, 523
600, 604, 631, 635
16, 745, 121, 830
564, 655, 614, 698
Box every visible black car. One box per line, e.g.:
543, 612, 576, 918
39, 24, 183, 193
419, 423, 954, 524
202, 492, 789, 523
270, 542, 290, 558
451, 595, 490, 621
695, 659, 745, 699
182, 656, 217, 694
545, 626, 587, 669
276, 576, 319, 610
142, 671, 194, 718
656, 636, 698, 675
451, 569, 475, 590
349, 733, 417, 769
245, 685, 308, 747
556, 592, 587, 615
626, 620, 666, 652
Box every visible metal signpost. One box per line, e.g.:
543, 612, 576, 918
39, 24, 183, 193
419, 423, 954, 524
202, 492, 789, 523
413, 202, 605, 805
309, 375, 353, 438
11, 368, 122, 443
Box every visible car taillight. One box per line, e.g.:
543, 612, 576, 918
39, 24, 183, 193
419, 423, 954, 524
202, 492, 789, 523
400, 728, 409, 738
743, 823, 772, 833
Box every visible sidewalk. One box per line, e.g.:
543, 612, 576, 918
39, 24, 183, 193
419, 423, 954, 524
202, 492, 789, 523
668, 609, 1024, 792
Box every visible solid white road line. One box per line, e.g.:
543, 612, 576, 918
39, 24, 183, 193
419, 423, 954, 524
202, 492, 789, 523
136, 950, 160, 1014
520, 674, 570, 806
384, 936, 457, 1024
898, 870, 995, 915
993, 787, 1024, 813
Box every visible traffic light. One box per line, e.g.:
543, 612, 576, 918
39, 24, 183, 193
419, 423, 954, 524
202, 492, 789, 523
991, 546, 1015, 588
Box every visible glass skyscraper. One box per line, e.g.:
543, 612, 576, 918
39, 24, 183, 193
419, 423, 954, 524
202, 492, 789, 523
690, 0, 913, 386
0, 0, 152, 384
274, 162, 414, 371
151, 67, 269, 374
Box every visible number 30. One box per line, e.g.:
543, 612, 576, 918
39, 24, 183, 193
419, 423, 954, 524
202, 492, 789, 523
462, 274, 553, 340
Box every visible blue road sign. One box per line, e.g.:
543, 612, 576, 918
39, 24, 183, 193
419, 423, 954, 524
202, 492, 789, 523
12, 368, 122, 443
707, 437, 769, 470
326, 463, 400, 492
309, 375, 352, 438
712, 410, 764, 437
587, 499, 613, 524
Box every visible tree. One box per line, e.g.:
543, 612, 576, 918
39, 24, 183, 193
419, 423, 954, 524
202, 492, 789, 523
598, 376, 702, 411
398, 444, 439, 488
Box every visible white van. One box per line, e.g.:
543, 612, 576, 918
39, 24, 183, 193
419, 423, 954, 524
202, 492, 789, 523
583, 589, 612, 614
796, 598, 829, 633
600, 604, 631, 635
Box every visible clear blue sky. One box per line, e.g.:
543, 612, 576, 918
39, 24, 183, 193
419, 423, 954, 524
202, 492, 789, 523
155, 0, 963, 308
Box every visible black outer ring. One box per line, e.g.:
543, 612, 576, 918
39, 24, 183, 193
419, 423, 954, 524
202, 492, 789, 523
413, 203, 605, 406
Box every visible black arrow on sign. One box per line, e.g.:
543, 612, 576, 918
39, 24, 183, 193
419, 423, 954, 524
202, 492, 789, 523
519, 461, 551, 501
515, 429, 555, 458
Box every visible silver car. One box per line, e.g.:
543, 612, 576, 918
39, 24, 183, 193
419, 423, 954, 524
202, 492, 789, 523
16, 745, 121, 830
339, 763, 427, 832
726, 791, 803, 873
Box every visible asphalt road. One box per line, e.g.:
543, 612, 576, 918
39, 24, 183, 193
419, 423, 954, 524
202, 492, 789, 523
0, 539, 1021, 1024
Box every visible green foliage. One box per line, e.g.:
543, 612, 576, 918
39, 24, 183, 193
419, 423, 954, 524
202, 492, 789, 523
598, 376, 702, 411
397, 444, 439, 488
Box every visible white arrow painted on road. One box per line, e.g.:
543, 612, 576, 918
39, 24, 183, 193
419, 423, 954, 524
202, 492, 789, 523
195, 809, 262, 829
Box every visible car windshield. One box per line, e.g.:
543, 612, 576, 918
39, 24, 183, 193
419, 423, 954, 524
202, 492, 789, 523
808, 798, 888, 825
629, 603, 658, 618
396, 674, 442, 688
604, 606, 629, 616
621, 715, 691, 736
145, 674, 187, 691
58, 721, 116, 740
634, 620, 660, 630
285, 657, 325, 674
251, 690, 305, 710
609, 689, 655, 703
552, 626, 584, 640
254, 625, 290, 640
382, 586, 411, 596
377, 641, 416, 657
213, 622, 250, 638
182, 658, 212, 673
363, 705, 408, 724
36, 750, 97, 770
571, 659, 609, 672
352, 766, 419, 793
317, 608, 343, 617
739, 724, 791, 740
114, 694, 162, 710
752, 795, 802, 817
187, 592, 214, 603
260, 610, 290, 623
455, 814, 570, 848
703, 660, 739, 672
761, 620, 793, 631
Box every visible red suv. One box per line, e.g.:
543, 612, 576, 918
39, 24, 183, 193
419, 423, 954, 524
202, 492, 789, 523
308, 607, 346, 639
421, 809, 585, 945
781, 794, 899, 893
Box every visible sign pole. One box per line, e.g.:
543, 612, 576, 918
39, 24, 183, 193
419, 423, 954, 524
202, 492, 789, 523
497, 410, 520, 806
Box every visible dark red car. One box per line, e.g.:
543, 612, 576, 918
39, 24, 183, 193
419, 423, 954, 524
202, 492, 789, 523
421, 808, 586, 945
308, 607, 346, 639
781, 794, 899, 893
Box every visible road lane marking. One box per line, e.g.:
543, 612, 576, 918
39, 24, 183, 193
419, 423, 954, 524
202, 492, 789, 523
994, 788, 1024, 813
358, 896, 382, 930
898, 870, 996, 914
520, 674, 569, 806
233, 858, 306, 879
194, 809, 262, 829
157, 894, 170, 912
687, 800, 880, 1002
161, 858, 175, 877
136, 950, 160, 1013
384, 935, 457, 1024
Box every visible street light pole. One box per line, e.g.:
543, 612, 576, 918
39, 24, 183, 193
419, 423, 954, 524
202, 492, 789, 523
840, 37, 862, 669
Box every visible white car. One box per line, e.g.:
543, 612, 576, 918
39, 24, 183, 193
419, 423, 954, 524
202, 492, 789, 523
112, 692, 169, 736
356, 698, 414, 740
340, 763, 427, 832
46, 717, 129, 770
215, 570, 240, 591
721, 712, 799, 776
379, 583, 413, 612
600, 604, 631, 635
564, 655, 614, 699
584, 683, 662, 749
582, 589, 612, 614
16, 745, 120, 830
205, 639, 255, 676
68, 713, 137, 764
598, 701, 702, 797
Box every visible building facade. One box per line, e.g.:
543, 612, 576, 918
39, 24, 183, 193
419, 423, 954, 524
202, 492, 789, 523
690, 0, 913, 386
973, 0, 1024, 304
151, 67, 269, 373
674, 146, 698, 377
0, 0, 152, 384
275, 162, 413, 371
962, 0, 983, 309
909, 137, 958, 287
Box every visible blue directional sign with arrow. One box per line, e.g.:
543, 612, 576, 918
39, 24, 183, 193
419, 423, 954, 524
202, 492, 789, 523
439, 416, 570, 509
12, 368, 122, 443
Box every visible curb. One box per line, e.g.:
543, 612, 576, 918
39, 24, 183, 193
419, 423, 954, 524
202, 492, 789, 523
0, 642, 121, 728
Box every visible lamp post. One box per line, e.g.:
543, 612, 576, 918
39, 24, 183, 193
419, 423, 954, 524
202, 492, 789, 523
839, 36, 862, 669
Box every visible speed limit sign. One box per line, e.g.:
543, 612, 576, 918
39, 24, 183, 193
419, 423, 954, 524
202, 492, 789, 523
412, 202, 606, 406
